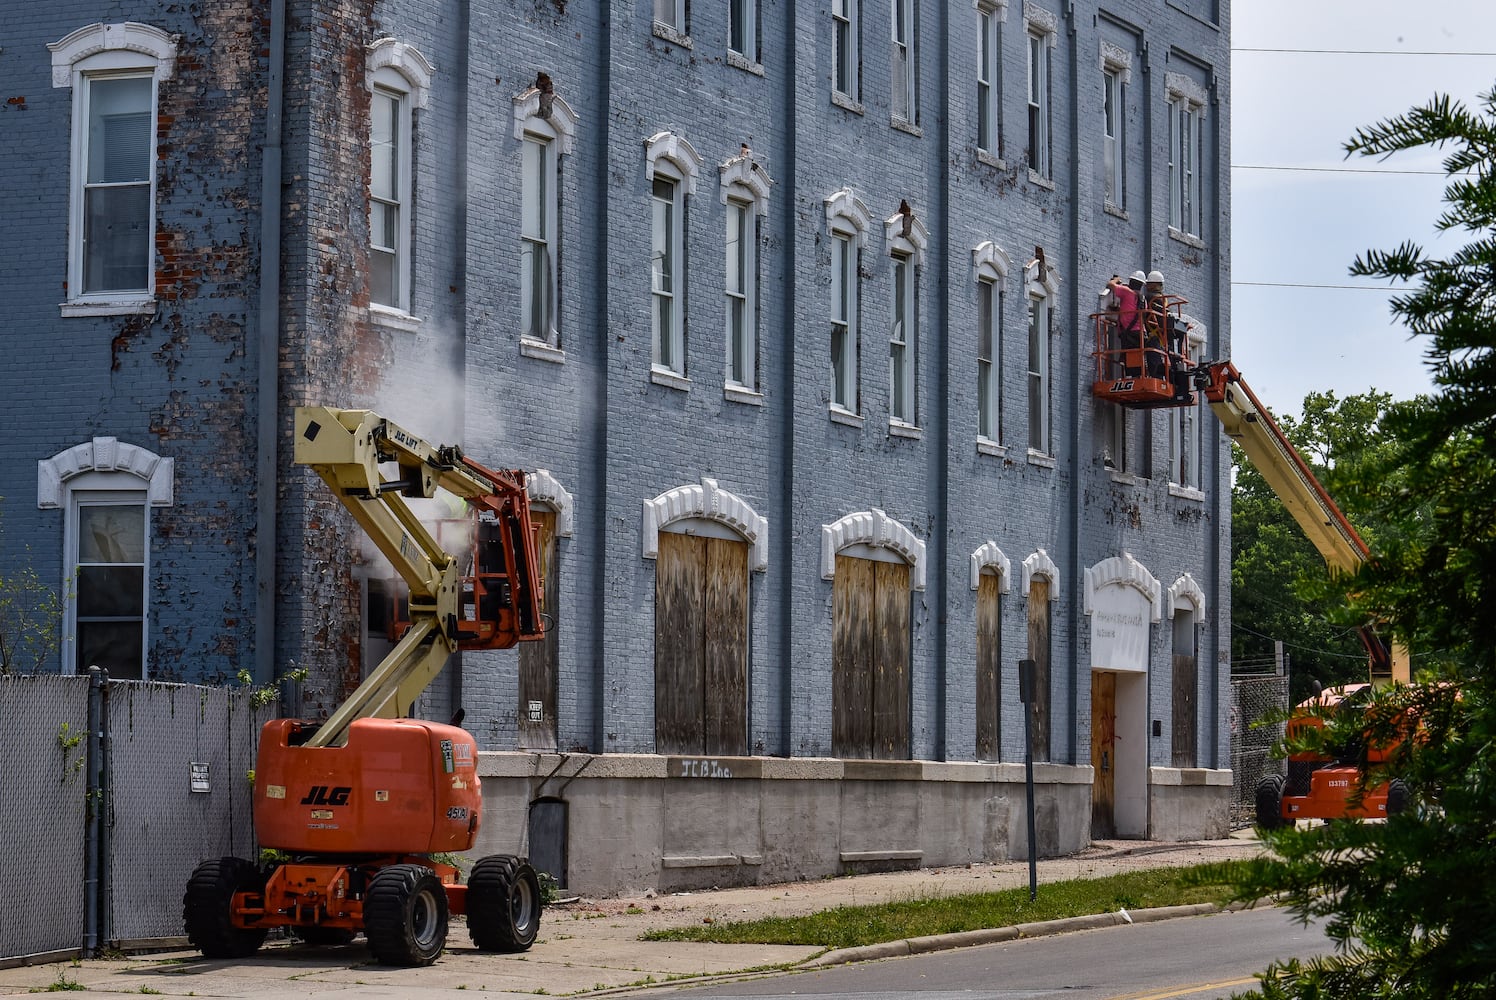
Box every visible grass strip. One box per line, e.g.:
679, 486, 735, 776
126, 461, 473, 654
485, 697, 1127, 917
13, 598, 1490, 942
641, 864, 1237, 949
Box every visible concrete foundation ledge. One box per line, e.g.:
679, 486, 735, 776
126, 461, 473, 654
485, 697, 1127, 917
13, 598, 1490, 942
1149, 766, 1233, 787
839, 849, 923, 863
662, 854, 742, 869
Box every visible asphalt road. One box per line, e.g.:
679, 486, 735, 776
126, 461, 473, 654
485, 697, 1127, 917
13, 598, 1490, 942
634, 906, 1329, 1000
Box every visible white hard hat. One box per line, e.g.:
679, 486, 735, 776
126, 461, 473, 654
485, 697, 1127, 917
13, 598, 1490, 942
1146, 270, 1164, 284
1129, 270, 1146, 283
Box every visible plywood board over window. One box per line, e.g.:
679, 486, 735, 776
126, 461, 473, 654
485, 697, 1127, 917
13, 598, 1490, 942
1171, 615, 1198, 767
975, 572, 1002, 761
518, 510, 560, 750
833, 555, 911, 759
654, 530, 749, 755
1027, 577, 1052, 761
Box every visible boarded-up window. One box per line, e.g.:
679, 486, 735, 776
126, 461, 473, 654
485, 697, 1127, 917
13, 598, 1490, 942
832, 554, 911, 759
1171, 614, 1198, 767
518, 510, 560, 750
975, 572, 1001, 761
1026, 577, 1051, 761
654, 530, 749, 755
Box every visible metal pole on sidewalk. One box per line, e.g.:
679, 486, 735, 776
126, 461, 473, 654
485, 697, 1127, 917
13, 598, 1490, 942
1019, 658, 1037, 902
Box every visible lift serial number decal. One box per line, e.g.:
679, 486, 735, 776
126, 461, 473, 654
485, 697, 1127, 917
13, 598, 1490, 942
447, 806, 469, 821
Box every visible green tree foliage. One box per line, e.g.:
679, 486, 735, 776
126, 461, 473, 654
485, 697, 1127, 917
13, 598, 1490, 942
1224, 90, 1496, 999
1231, 390, 1397, 703
0, 497, 64, 674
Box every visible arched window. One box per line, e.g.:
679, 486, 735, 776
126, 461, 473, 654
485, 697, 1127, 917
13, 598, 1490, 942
719, 150, 772, 397
49, 22, 178, 316
366, 38, 434, 325
645, 132, 703, 383
885, 203, 928, 431
513, 77, 579, 358
825, 188, 872, 419
973, 240, 1011, 448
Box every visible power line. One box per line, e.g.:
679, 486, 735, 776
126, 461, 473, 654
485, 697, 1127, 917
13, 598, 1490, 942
1233, 47, 1496, 57
1233, 164, 1452, 176
1233, 281, 1398, 291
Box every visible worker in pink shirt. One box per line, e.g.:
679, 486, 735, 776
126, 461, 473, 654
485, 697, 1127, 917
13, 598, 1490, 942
1104, 270, 1146, 375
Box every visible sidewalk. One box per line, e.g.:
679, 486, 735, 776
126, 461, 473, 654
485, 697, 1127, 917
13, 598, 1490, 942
0, 834, 1264, 999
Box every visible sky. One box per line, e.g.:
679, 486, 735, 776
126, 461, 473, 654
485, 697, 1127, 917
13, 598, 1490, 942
1229, 1, 1496, 413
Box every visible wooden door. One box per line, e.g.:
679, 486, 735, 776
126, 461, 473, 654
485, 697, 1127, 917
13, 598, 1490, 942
1091, 670, 1117, 839
518, 511, 559, 750
975, 573, 1001, 760
654, 530, 749, 755
833, 554, 911, 759
1172, 618, 1198, 767
1026, 578, 1051, 762
873, 560, 911, 759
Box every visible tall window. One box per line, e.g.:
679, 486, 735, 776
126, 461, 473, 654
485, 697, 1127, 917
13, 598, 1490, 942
833, 0, 860, 101
364, 42, 432, 318
729, 0, 757, 62
1170, 98, 1203, 236
890, 253, 916, 424
72, 498, 148, 679
831, 232, 859, 411
654, 0, 686, 32
977, 276, 1002, 442
1026, 30, 1050, 178
652, 173, 685, 374
520, 135, 555, 343
50, 23, 177, 311
1171, 391, 1203, 489
976, 4, 1000, 155
724, 197, 756, 389
1026, 293, 1049, 452
1103, 67, 1125, 208
891, 0, 917, 124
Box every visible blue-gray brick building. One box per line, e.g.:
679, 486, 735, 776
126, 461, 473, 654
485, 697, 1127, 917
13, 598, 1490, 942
1, 0, 1232, 893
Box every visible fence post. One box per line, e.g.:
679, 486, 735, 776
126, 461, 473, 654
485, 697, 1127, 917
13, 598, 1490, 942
84, 666, 103, 956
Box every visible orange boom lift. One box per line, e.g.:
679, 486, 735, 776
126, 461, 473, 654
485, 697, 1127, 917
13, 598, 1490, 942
183, 408, 546, 965
1090, 312, 1412, 826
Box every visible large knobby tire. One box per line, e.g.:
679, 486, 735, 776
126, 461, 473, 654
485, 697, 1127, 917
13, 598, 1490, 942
1255, 773, 1288, 830
183, 856, 268, 959
467, 855, 543, 952
1385, 778, 1410, 817
364, 864, 449, 966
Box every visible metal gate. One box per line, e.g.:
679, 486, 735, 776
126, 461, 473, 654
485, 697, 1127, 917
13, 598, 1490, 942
1229, 672, 1288, 826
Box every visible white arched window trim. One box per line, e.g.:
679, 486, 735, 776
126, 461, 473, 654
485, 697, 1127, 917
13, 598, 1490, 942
38, 437, 174, 509
821, 509, 927, 591
1083, 551, 1162, 622
1168, 573, 1206, 623
825, 187, 872, 244
49, 22, 177, 86
512, 87, 579, 154
1021, 548, 1060, 597
1024, 255, 1061, 298
883, 208, 929, 266
972, 240, 1012, 288
526, 469, 575, 537
642, 477, 767, 572
645, 131, 703, 195
970, 541, 1012, 592
719, 154, 772, 211
366, 37, 433, 108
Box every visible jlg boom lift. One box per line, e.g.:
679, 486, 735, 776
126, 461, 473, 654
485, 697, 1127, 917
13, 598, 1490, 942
183, 407, 546, 966
1091, 305, 1412, 828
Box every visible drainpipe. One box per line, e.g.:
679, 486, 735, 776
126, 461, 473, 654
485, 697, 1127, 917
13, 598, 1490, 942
776, 1, 797, 755
255, 0, 287, 688
97, 675, 113, 949
83, 666, 103, 956
1207, 70, 1225, 767
1064, 0, 1081, 765
928, 0, 951, 760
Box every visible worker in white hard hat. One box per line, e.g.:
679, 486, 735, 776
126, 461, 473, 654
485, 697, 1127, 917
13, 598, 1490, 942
1101, 270, 1147, 376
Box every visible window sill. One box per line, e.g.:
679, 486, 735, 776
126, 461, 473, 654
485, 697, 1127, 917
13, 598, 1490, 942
1026, 449, 1056, 469
890, 117, 922, 138
369, 304, 421, 334
1168, 227, 1206, 249
1027, 170, 1056, 191
829, 405, 864, 427
976, 149, 1006, 170
1108, 469, 1142, 486
652, 21, 692, 48
650, 366, 691, 391
1104, 202, 1129, 221
889, 420, 922, 440
724, 384, 763, 406
1169, 483, 1206, 502
520, 337, 566, 364
831, 91, 864, 115
727, 50, 764, 75
977, 438, 1007, 458
60, 297, 156, 318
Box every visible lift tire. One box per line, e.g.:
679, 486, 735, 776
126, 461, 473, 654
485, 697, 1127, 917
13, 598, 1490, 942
1385, 778, 1410, 817
468, 854, 543, 952
1255, 773, 1288, 830
294, 926, 357, 947
183, 856, 269, 959
364, 864, 449, 966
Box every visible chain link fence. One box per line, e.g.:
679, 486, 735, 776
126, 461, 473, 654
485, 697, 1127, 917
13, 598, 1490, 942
1229, 672, 1289, 827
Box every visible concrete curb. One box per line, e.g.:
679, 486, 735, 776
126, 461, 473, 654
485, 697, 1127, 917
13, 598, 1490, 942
804, 902, 1221, 967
